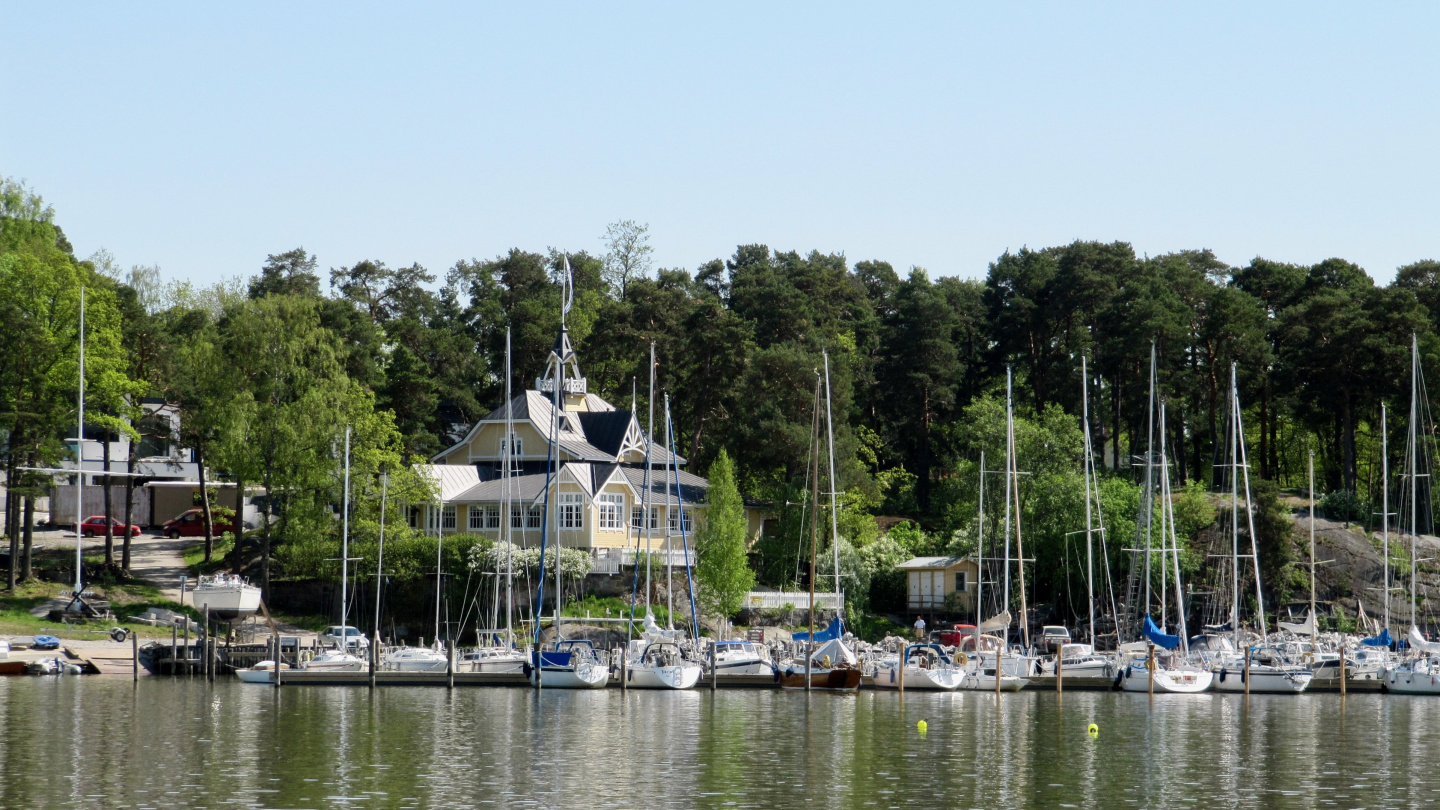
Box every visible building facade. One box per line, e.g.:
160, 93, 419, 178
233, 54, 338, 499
421, 328, 765, 568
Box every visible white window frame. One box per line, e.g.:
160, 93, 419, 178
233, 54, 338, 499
560, 493, 584, 530
485, 505, 501, 529
631, 506, 644, 530
499, 433, 522, 458
668, 508, 678, 532
442, 505, 456, 530
511, 503, 524, 529
597, 493, 623, 531
468, 507, 485, 531
526, 506, 543, 529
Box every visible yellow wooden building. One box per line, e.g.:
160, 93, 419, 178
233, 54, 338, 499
418, 327, 765, 570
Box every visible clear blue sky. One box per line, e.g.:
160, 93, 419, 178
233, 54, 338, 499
4, 4, 1438, 286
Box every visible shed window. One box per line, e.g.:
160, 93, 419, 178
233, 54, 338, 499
955, 572, 967, 591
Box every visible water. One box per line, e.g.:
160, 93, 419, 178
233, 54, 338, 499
1, 679, 1437, 809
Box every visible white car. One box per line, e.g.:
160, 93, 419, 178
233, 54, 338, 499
320, 626, 369, 651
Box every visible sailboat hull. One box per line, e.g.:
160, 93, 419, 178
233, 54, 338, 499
530, 663, 610, 689
872, 663, 963, 690
779, 667, 863, 691
1120, 664, 1213, 693
624, 663, 703, 689
1386, 664, 1440, 694
1211, 667, 1311, 693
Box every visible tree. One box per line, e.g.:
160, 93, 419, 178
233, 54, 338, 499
694, 449, 755, 619
602, 220, 654, 297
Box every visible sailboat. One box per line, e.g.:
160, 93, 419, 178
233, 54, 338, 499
307, 427, 366, 673
958, 610, 1028, 691
779, 374, 862, 692
1043, 356, 1118, 679
530, 275, 609, 690
1119, 389, 1212, 694
1387, 334, 1440, 694
622, 392, 704, 689
464, 329, 527, 674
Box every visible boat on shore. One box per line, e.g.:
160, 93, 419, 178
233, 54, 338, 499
191, 574, 262, 621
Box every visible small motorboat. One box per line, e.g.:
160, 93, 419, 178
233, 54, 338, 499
460, 646, 527, 673
191, 573, 263, 621
871, 643, 963, 690
304, 648, 366, 672
384, 643, 449, 672
779, 638, 863, 692
711, 640, 776, 678
236, 660, 290, 684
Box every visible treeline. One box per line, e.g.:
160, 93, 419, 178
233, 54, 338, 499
4, 176, 1439, 622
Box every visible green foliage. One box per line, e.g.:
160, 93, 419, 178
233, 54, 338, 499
694, 450, 755, 619
1320, 489, 1368, 524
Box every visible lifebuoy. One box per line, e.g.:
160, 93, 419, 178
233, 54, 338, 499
955, 652, 968, 667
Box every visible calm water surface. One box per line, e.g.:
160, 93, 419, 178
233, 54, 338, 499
0, 678, 1437, 809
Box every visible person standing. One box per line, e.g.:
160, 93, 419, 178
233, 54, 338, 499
913, 615, 926, 641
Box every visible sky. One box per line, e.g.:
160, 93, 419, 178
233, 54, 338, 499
3, 4, 1439, 288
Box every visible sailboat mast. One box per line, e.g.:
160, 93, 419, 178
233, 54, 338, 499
1082, 356, 1096, 642
976, 450, 985, 626
665, 391, 675, 630
1011, 378, 1030, 651
1230, 364, 1241, 648
1161, 402, 1189, 654
1158, 401, 1169, 631
1309, 450, 1316, 633
374, 472, 387, 650
645, 342, 655, 617
551, 335, 565, 637
1383, 403, 1390, 633
1236, 372, 1267, 639
1002, 367, 1013, 617
823, 351, 842, 612
1143, 343, 1157, 620
807, 376, 822, 652
1411, 333, 1419, 632
74, 287, 85, 597
502, 328, 514, 643
342, 426, 351, 631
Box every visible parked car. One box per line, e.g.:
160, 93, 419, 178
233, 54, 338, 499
161, 508, 237, 539
1041, 625, 1072, 646
79, 515, 140, 538
321, 625, 369, 650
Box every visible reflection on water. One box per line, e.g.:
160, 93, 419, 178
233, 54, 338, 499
0, 678, 1436, 808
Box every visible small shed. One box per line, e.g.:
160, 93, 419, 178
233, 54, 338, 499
897, 556, 979, 614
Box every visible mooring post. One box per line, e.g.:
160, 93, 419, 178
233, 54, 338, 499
1340, 644, 1347, 696
446, 640, 455, 689
995, 644, 1002, 696
183, 614, 192, 677
170, 624, 178, 677
1244, 644, 1251, 698
710, 639, 717, 691
898, 642, 906, 694
132, 631, 139, 683
1147, 643, 1155, 698
203, 606, 211, 682
1055, 642, 1064, 695
620, 646, 628, 692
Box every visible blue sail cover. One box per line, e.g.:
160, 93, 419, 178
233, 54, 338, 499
1361, 628, 1393, 647
792, 619, 843, 643
1143, 616, 1180, 650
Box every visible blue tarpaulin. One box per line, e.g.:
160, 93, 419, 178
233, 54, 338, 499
1361, 628, 1393, 647
1143, 616, 1180, 650
792, 619, 843, 643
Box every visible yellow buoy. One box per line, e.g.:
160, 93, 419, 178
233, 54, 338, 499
1087, 723, 1099, 737
917, 720, 928, 734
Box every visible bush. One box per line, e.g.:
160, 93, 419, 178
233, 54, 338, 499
1320, 490, 1368, 524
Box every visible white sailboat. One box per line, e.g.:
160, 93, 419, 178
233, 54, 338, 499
384, 640, 449, 672
530, 283, 609, 690
623, 393, 704, 690
959, 611, 1029, 690
306, 427, 365, 673
191, 573, 262, 621
1387, 335, 1440, 695
871, 643, 963, 690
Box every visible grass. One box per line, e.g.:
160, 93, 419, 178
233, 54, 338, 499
561, 594, 673, 627
270, 612, 330, 632
0, 581, 194, 640
182, 533, 238, 574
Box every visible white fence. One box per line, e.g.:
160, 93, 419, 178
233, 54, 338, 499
743, 592, 841, 610
590, 548, 694, 575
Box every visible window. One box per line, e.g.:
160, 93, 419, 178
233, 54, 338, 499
598, 494, 623, 530
511, 503, 524, 529
560, 493, 584, 530
468, 507, 485, 531
408, 506, 421, 529
955, 572, 967, 592
481, 505, 498, 529
527, 506, 543, 529
650, 507, 659, 530
499, 433, 522, 458
441, 505, 456, 530
631, 507, 644, 530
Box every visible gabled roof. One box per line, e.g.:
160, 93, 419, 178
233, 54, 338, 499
896, 556, 976, 570
449, 462, 637, 505
414, 464, 481, 502
621, 466, 706, 507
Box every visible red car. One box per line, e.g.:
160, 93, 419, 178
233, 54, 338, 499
80, 515, 141, 538
161, 509, 237, 539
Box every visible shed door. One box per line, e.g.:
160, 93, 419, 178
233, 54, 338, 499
919, 571, 932, 605
933, 571, 945, 602
908, 572, 921, 608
